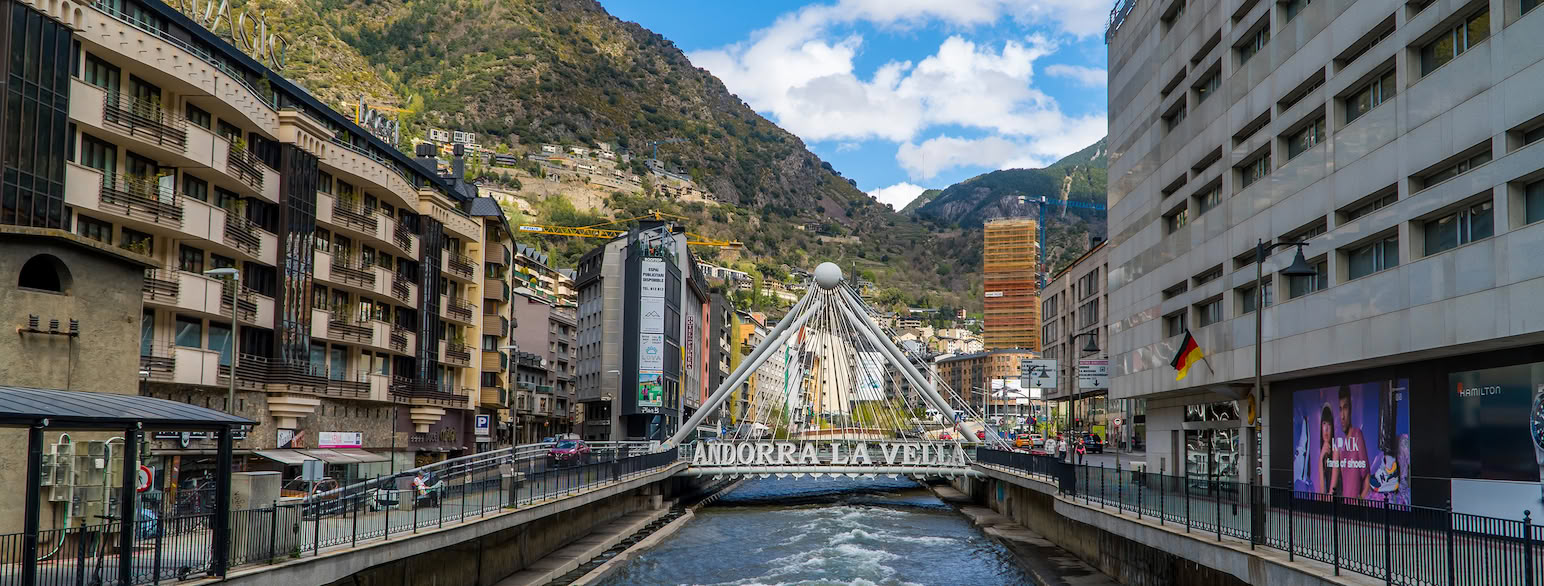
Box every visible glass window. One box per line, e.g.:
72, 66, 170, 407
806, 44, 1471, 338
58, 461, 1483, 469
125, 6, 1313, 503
1240, 154, 1272, 188
1195, 71, 1221, 103
1423, 200, 1493, 256
82, 54, 120, 94
1240, 281, 1273, 314
1284, 0, 1311, 22
1165, 207, 1189, 233
185, 103, 211, 129
1164, 312, 1188, 337
1421, 9, 1490, 76
208, 322, 232, 366
1194, 186, 1223, 215
1527, 0, 1541, 17
1346, 71, 1395, 124
330, 346, 346, 380
1239, 27, 1270, 64
1196, 299, 1224, 327
80, 134, 116, 175
121, 228, 152, 255
77, 215, 112, 244
1287, 260, 1328, 298
1287, 118, 1327, 160
141, 310, 154, 357
178, 244, 204, 273
1527, 180, 1544, 226
174, 315, 203, 348
1344, 192, 1397, 221
1347, 235, 1399, 279
182, 174, 208, 202
210, 254, 235, 270
1420, 151, 1491, 189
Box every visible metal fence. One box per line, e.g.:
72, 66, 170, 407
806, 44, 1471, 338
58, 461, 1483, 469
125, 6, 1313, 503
0, 448, 676, 585
977, 448, 1544, 586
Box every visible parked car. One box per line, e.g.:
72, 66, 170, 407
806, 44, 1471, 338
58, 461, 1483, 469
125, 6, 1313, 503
548, 439, 592, 466
1084, 433, 1105, 454
281, 477, 344, 516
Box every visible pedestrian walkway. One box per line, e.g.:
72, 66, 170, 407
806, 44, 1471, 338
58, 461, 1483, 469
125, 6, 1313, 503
930, 485, 1118, 586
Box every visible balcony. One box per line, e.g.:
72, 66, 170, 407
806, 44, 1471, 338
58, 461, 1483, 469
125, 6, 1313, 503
444, 251, 476, 281
393, 222, 415, 254
142, 268, 179, 304
389, 326, 411, 353
486, 280, 511, 303
139, 344, 175, 382
218, 285, 259, 323
223, 212, 262, 257
331, 196, 379, 236
227, 146, 265, 193
329, 255, 375, 290
390, 272, 413, 305
98, 173, 183, 229
481, 350, 507, 373
482, 314, 509, 338
100, 92, 187, 152
485, 244, 511, 265
327, 312, 372, 344
444, 295, 476, 324
388, 377, 465, 407
442, 341, 473, 367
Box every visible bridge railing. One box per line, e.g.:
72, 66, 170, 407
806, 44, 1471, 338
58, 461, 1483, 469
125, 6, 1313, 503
976, 448, 1542, 586
681, 439, 977, 475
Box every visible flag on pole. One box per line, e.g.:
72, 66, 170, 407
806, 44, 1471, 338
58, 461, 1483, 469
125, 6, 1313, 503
1170, 330, 1205, 381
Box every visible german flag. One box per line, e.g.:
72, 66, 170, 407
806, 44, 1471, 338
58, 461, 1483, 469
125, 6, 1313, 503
1170, 330, 1205, 381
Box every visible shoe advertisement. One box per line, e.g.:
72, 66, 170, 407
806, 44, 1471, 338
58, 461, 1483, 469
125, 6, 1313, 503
1291, 380, 1411, 505
1450, 362, 1544, 518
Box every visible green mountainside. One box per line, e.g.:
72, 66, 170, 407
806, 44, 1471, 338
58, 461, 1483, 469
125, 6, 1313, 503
899, 189, 942, 215
913, 138, 1108, 277
208, 0, 980, 309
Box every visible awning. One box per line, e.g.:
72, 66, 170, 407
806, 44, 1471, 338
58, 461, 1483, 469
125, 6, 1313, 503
332, 449, 389, 463
253, 450, 317, 465
302, 449, 362, 463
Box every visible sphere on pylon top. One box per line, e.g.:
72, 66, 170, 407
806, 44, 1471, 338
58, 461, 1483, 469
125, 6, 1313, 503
814, 262, 844, 290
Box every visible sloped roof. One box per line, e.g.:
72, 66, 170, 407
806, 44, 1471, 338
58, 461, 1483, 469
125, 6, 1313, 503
0, 386, 254, 429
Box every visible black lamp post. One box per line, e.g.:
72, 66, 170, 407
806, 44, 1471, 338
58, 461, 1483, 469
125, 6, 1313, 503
1250, 239, 1317, 482
1065, 332, 1100, 461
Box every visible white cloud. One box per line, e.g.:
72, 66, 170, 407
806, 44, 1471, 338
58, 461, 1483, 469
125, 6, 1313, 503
897, 115, 1105, 180
1045, 64, 1108, 87
867, 182, 930, 209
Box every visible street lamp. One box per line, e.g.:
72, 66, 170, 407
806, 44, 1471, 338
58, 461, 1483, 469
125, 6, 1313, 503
1250, 239, 1317, 484
1066, 332, 1100, 462
500, 344, 519, 447
204, 267, 241, 415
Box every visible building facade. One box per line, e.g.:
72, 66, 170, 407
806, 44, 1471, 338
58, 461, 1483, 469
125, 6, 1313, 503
0, 0, 517, 492
982, 218, 1040, 351
1039, 239, 1141, 446
509, 288, 577, 441
1106, 0, 1544, 508
932, 349, 1039, 416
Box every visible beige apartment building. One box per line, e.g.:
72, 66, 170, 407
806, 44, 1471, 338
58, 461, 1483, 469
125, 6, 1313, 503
1106, 0, 1544, 511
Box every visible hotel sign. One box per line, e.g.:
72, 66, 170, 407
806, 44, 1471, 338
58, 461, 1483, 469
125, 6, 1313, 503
174, 0, 291, 72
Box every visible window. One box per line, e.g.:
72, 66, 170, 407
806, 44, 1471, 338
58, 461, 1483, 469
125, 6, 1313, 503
208, 322, 232, 366
1287, 118, 1327, 159
1164, 105, 1188, 130
1527, 125, 1544, 148
1162, 281, 1189, 299
1195, 71, 1221, 103
1283, 218, 1328, 243
1527, 0, 1540, 17
1346, 71, 1396, 124
183, 174, 208, 202
1528, 180, 1544, 225
312, 285, 329, 310
1196, 298, 1224, 327
77, 216, 112, 244
82, 54, 120, 93
1193, 265, 1223, 286
1344, 191, 1398, 220
1240, 154, 1272, 188
1164, 312, 1188, 337
1194, 185, 1223, 215
1339, 23, 1394, 68
1418, 150, 1491, 189
1165, 206, 1190, 233
80, 134, 117, 175
178, 245, 204, 273
482, 335, 498, 351
1077, 299, 1100, 329
1347, 235, 1399, 279
1235, 244, 1267, 269
1423, 200, 1493, 255
185, 104, 211, 129
1420, 9, 1490, 76
1239, 26, 1270, 64
1284, 0, 1312, 22
1278, 77, 1323, 112
1239, 281, 1273, 314
210, 254, 235, 270
1161, 0, 1187, 29
1287, 258, 1328, 298
121, 228, 152, 254
1079, 269, 1100, 298
174, 315, 203, 347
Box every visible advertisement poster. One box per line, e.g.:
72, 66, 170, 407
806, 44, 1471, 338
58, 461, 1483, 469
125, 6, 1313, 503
641, 297, 665, 334
639, 333, 665, 371
640, 258, 667, 298
1290, 380, 1410, 504
277, 429, 306, 449
1449, 362, 1544, 518
317, 431, 362, 449
638, 371, 664, 408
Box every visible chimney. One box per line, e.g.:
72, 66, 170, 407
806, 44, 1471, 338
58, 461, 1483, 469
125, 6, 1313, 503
414, 142, 439, 173
1089, 235, 1106, 248
452, 143, 466, 182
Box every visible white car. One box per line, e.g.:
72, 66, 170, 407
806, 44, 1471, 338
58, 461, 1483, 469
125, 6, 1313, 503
1029, 433, 1045, 447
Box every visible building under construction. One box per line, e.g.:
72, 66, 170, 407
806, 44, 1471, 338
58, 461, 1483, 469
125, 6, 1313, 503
982, 218, 1039, 351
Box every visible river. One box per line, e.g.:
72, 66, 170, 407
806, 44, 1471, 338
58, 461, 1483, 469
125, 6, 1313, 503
599, 477, 1033, 585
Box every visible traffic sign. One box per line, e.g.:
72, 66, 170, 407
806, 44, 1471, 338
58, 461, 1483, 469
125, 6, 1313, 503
1020, 359, 1057, 388
1077, 359, 1109, 390
136, 465, 152, 493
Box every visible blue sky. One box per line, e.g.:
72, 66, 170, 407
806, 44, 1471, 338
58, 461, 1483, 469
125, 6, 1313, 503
600, 0, 1111, 210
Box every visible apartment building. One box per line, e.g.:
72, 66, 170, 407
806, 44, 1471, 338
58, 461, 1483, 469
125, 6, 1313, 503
1106, 0, 1544, 510
510, 288, 578, 442
982, 218, 1040, 351
1040, 239, 1140, 445
932, 349, 1039, 416
514, 243, 575, 306
0, 0, 511, 485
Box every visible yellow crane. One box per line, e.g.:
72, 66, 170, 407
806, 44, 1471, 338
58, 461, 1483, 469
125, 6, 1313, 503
517, 211, 743, 248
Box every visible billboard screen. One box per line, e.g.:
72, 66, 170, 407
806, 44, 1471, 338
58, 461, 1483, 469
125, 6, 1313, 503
1449, 362, 1544, 518
1291, 379, 1410, 504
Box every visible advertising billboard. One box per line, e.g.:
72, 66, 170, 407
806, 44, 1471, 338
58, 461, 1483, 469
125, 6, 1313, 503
639, 333, 665, 371
638, 371, 664, 409
640, 258, 667, 297
1449, 362, 1544, 518
1291, 379, 1410, 504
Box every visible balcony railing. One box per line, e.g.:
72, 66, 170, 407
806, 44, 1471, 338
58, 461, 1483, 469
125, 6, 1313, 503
102, 92, 188, 151
90, 0, 271, 112
330, 197, 378, 234
218, 284, 258, 322
444, 342, 473, 366
445, 296, 475, 323
389, 376, 463, 406
99, 173, 183, 228
393, 222, 414, 253
327, 312, 372, 344
217, 354, 370, 398
482, 314, 509, 338
227, 146, 265, 191
389, 326, 409, 353
446, 252, 476, 280
223, 212, 262, 256
142, 268, 179, 304
139, 344, 175, 382
329, 255, 375, 289
390, 273, 412, 304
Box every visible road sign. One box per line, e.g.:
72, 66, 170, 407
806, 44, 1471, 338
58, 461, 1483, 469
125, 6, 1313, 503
1077, 359, 1108, 390
136, 466, 152, 493
1020, 359, 1057, 388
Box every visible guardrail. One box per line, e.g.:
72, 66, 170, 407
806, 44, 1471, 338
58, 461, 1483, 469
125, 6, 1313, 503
977, 449, 1542, 586
1105, 0, 1138, 44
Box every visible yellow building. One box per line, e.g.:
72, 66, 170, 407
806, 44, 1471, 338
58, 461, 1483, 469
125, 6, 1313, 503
982, 218, 1039, 350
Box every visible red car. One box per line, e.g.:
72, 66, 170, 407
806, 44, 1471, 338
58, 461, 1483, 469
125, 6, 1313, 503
548, 439, 591, 466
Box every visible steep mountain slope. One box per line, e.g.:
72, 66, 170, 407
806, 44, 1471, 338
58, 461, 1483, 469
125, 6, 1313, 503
913, 139, 1108, 276
899, 189, 942, 215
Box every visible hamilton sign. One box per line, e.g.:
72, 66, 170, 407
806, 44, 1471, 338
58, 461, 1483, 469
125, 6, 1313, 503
690, 441, 970, 468
173, 0, 291, 72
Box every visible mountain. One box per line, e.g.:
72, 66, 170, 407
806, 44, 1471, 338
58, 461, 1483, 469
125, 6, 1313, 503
899, 189, 942, 215
914, 138, 1108, 276
217, 0, 976, 308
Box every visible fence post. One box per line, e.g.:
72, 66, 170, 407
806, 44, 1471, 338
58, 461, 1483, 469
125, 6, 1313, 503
1383, 501, 1393, 586
1184, 473, 1191, 533
268, 501, 278, 562
1249, 485, 1256, 550
1525, 510, 1536, 586
413, 492, 420, 534
480, 467, 487, 516
1157, 471, 1164, 526
75, 525, 87, 586
312, 503, 321, 556
351, 491, 359, 549
1445, 507, 1456, 586
1100, 463, 1106, 509
1287, 489, 1294, 561
1216, 481, 1222, 542
1332, 496, 1341, 576
1135, 469, 1142, 520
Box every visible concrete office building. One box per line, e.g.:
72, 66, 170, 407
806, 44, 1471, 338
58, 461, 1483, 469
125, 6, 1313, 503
0, 0, 517, 493
982, 218, 1040, 351
1041, 239, 1143, 447
1105, 0, 1544, 510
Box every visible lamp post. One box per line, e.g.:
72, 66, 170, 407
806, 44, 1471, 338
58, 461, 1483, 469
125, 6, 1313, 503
1251, 239, 1318, 485
1066, 332, 1100, 462
500, 344, 520, 447
204, 268, 241, 415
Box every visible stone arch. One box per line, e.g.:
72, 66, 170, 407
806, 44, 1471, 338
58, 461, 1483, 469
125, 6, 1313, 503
17, 254, 72, 294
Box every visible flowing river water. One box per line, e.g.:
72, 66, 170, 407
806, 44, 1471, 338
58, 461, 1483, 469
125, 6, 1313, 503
598, 477, 1033, 585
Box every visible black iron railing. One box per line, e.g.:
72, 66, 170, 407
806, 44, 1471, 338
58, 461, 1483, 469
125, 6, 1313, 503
142, 268, 179, 303
100, 173, 183, 228
102, 91, 188, 151
977, 448, 1544, 586
227, 147, 264, 192
445, 252, 476, 280
222, 212, 262, 256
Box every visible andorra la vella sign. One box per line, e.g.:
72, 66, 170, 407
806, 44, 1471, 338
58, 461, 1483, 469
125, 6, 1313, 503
173, 0, 291, 73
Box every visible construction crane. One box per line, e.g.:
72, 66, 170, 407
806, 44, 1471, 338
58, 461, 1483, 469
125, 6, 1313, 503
646, 138, 686, 161
517, 210, 743, 248
1017, 194, 1107, 288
